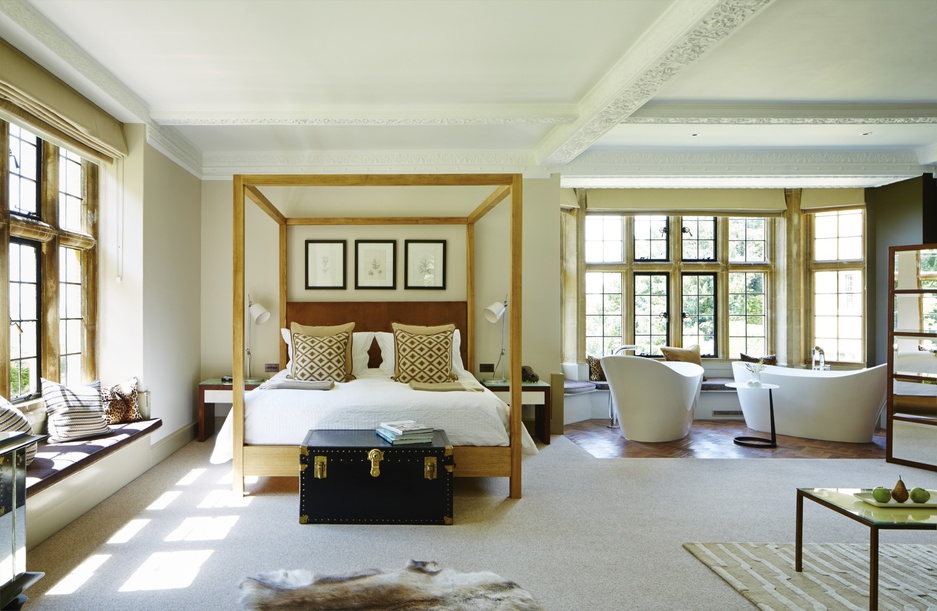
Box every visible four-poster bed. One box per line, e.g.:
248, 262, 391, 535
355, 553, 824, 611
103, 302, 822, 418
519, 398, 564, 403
229, 174, 526, 498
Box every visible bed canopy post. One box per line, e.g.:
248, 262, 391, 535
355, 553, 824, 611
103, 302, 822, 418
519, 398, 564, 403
466, 222, 475, 371
509, 174, 523, 500
232, 176, 246, 496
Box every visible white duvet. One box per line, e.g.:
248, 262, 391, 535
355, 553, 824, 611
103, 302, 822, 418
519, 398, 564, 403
210, 369, 538, 463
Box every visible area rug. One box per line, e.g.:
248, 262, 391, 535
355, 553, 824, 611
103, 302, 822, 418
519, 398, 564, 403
237, 559, 543, 610
684, 542, 937, 610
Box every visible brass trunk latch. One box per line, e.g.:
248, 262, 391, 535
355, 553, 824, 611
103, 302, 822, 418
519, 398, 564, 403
314, 455, 327, 479
424, 456, 437, 480
368, 449, 384, 477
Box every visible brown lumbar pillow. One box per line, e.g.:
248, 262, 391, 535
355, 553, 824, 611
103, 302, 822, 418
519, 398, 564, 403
660, 344, 706, 380
740, 352, 778, 366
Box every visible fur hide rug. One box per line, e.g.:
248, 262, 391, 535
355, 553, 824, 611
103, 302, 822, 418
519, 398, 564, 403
238, 559, 543, 610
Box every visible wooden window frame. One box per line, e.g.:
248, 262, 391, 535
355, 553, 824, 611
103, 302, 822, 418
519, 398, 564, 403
1, 120, 98, 400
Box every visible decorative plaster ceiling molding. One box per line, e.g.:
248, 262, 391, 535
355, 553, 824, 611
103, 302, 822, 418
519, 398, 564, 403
560, 150, 924, 188
631, 102, 937, 121
623, 116, 937, 125
560, 174, 915, 189
152, 107, 576, 126
145, 124, 203, 179
536, 0, 774, 166
199, 149, 552, 180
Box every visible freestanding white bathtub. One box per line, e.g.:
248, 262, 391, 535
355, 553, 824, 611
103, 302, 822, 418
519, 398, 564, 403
730, 362, 887, 443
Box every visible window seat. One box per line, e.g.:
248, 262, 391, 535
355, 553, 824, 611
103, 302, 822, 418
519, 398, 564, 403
26, 419, 162, 496
701, 377, 733, 392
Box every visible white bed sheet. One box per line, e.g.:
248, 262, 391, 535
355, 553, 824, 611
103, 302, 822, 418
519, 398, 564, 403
210, 369, 538, 464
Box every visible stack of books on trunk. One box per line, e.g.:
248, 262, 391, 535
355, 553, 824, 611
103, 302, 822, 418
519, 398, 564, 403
376, 420, 434, 445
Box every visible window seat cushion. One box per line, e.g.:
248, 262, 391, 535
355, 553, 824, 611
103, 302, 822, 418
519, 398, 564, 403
701, 377, 733, 392
26, 418, 162, 495
564, 380, 597, 395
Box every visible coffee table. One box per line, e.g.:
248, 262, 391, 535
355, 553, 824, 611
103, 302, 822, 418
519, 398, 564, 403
727, 382, 780, 447
796, 487, 937, 610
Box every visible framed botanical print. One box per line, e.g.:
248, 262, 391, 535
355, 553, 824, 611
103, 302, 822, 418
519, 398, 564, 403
355, 240, 396, 289
405, 239, 446, 290
305, 240, 346, 289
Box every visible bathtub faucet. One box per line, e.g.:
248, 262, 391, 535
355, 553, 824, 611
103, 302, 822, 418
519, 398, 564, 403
812, 346, 828, 370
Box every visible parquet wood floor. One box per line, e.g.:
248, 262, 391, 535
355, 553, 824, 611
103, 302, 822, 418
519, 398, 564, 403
564, 419, 886, 459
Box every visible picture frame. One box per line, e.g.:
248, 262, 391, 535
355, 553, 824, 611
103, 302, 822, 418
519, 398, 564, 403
305, 240, 346, 290
355, 240, 396, 289
404, 239, 446, 290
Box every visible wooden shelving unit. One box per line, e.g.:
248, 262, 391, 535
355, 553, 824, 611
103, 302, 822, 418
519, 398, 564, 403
886, 243, 937, 471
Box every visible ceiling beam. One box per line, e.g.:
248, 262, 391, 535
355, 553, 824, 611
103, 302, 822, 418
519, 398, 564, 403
535, 0, 775, 167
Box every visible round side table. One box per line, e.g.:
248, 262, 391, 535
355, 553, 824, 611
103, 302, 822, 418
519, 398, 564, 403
727, 382, 780, 448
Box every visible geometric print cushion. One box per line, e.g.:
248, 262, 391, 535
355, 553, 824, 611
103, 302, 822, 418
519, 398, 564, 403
41, 378, 111, 442
0, 396, 37, 464
290, 333, 349, 383
392, 328, 455, 384
101, 377, 143, 424
290, 322, 356, 381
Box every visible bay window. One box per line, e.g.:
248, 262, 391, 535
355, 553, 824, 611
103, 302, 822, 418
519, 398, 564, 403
583, 214, 772, 360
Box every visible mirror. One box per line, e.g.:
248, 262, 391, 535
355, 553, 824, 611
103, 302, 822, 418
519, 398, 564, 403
889, 245, 937, 470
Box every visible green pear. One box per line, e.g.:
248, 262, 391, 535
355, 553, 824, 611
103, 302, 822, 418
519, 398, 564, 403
910, 487, 931, 504
872, 487, 892, 503
892, 476, 909, 503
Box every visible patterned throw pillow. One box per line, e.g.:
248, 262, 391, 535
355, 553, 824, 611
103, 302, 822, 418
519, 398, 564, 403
0, 396, 37, 464
290, 332, 350, 382
392, 323, 456, 384
101, 377, 143, 424
41, 378, 111, 442
290, 322, 355, 381
587, 355, 606, 381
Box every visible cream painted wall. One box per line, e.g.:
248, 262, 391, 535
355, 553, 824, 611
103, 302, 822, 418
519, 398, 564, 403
99, 128, 145, 383
141, 137, 201, 442
199, 176, 563, 383
99, 124, 201, 444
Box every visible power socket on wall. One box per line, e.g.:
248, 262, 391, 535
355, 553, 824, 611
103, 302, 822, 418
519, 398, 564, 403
479, 363, 495, 373
264, 363, 280, 372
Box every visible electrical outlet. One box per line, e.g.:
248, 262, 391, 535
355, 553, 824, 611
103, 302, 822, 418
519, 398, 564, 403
264, 363, 280, 373
479, 363, 494, 373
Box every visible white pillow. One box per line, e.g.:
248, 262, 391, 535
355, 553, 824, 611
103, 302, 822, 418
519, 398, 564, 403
283, 328, 374, 377
351, 332, 375, 376
376, 329, 468, 378
41, 378, 111, 442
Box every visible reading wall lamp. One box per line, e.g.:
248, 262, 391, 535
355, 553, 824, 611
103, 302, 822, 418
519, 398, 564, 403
246, 294, 270, 384
484, 295, 508, 382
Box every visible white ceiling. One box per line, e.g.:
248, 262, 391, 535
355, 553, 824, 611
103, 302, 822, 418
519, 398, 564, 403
1, 0, 936, 187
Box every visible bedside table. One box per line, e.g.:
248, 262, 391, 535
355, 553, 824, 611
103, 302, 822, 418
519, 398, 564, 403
198, 379, 260, 441
480, 380, 551, 445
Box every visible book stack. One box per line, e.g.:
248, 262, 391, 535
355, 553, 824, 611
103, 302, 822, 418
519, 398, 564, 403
376, 420, 434, 445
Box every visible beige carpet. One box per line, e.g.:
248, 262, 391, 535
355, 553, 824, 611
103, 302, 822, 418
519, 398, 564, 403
24, 436, 937, 610
685, 542, 937, 610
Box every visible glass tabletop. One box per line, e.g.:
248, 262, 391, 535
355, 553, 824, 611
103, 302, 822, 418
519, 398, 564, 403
799, 487, 937, 526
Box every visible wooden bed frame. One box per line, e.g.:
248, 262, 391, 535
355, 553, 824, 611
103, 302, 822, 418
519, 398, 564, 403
232, 174, 524, 498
